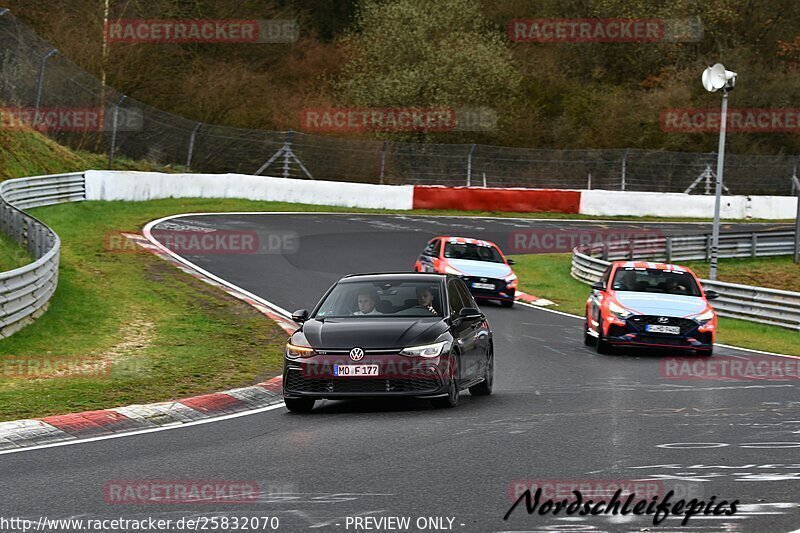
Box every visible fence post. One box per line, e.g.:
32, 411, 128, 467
379, 141, 387, 185
665, 236, 672, 262
33, 48, 58, 127
792, 175, 800, 264
620, 149, 629, 191
466, 144, 476, 187
108, 94, 126, 169
186, 122, 202, 171
283, 130, 293, 179
587, 173, 592, 189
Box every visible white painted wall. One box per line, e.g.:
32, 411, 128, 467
579, 189, 796, 219
84, 171, 415, 210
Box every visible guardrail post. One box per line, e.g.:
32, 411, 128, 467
620, 149, 629, 191
628, 239, 635, 259
33, 48, 58, 128
185, 122, 202, 171
379, 141, 387, 185
466, 144, 476, 187
108, 94, 126, 169
751, 233, 758, 259
283, 130, 293, 179
601, 242, 609, 261
665, 236, 673, 262
792, 175, 800, 263
706, 235, 712, 261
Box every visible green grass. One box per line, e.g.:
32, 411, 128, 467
0, 127, 176, 180
511, 253, 800, 356
683, 255, 800, 293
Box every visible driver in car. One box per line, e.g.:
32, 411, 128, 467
353, 289, 382, 315
416, 286, 438, 315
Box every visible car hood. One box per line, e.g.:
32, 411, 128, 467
447, 258, 511, 278
613, 291, 707, 317
300, 317, 448, 349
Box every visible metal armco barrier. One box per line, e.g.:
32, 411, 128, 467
571, 231, 800, 330
0, 173, 86, 338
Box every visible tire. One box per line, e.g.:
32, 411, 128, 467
596, 335, 612, 354
470, 346, 494, 396
432, 354, 459, 408
500, 299, 514, 308
284, 397, 315, 413
583, 321, 594, 346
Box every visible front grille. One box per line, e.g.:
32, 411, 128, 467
284, 369, 439, 394
628, 315, 697, 335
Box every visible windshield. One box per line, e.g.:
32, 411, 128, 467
443, 242, 504, 263
314, 280, 444, 318
611, 268, 702, 296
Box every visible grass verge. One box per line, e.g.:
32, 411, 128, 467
511, 253, 800, 356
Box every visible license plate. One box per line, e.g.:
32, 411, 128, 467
646, 324, 681, 334
334, 364, 379, 376
472, 282, 494, 290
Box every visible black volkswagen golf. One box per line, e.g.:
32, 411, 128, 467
282, 273, 494, 412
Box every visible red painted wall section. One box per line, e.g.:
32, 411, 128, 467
412, 186, 581, 213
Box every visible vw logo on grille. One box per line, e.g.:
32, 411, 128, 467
657, 317, 670, 324
349, 347, 365, 361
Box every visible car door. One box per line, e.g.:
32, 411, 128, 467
454, 279, 489, 380
448, 278, 481, 379
587, 265, 613, 332
447, 278, 472, 382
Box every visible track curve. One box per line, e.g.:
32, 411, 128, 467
0, 214, 797, 533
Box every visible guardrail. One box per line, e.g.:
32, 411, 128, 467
0, 173, 85, 338
571, 231, 800, 330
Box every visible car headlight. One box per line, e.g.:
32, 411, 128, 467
504, 273, 517, 282
692, 308, 715, 324
444, 265, 463, 275
286, 342, 316, 358
608, 301, 633, 319
400, 340, 449, 358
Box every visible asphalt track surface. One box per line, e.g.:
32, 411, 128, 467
1, 214, 798, 533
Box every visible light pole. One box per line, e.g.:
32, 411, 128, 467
701, 63, 737, 280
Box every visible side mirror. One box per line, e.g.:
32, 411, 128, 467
506, 258, 516, 265
704, 290, 719, 300
291, 309, 309, 323
591, 281, 605, 291
458, 307, 483, 320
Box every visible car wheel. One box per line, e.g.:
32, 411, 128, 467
500, 299, 514, 308
583, 321, 594, 346
470, 346, 493, 396
432, 354, 459, 408
284, 397, 316, 413
596, 335, 612, 354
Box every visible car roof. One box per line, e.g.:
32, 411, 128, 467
435, 236, 499, 247
340, 272, 446, 283
612, 261, 691, 273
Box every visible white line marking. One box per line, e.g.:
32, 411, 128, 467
0, 403, 286, 456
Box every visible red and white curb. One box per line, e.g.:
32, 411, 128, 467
0, 232, 296, 452
0, 376, 284, 451
516, 290, 555, 307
